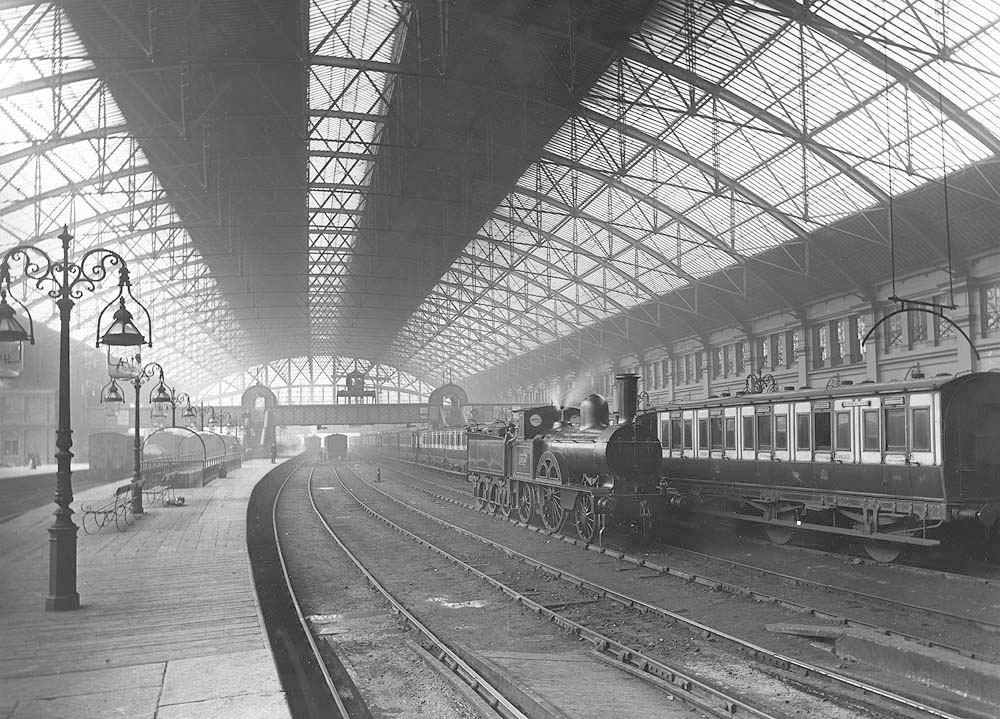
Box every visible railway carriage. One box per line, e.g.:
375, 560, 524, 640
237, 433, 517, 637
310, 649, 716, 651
323, 433, 348, 460
659, 372, 1000, 561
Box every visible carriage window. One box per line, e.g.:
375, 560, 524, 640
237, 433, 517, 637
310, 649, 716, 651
698, 419, 708, 449
813, 412, 832, 451
884, 408, 906, 450
757, 414, 773, 449
835, 412, 852, 451
683, 419, 693, 449
911, 408, 931, 451
796, 414, 810, 450
710, 416, 724, 450
669, 419, 683, 449
862, 410, 879, 451
774, 415, 788, 450
742, 416, 755, 450
724, 417, 736, 450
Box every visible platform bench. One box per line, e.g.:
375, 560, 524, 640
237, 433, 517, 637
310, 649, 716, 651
81, 484, 134, 534
143, 473, 176, 507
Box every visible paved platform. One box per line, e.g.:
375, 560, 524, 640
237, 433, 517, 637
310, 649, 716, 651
0, 460, 292, 719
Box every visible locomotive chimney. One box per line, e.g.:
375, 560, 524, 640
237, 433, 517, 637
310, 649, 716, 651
615, 373, 639, 423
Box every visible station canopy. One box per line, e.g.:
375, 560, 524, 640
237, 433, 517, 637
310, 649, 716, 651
3, 0, 1000, 393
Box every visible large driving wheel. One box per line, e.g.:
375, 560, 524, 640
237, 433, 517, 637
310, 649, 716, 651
499, 483, 513, 519
486, 482, 500, 515
472, 475, 486, 511
540, 488, 566, 533
574, 492, 597, 543
516, 483, 533, 523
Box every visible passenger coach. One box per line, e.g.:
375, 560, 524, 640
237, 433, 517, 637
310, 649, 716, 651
658, 372, 1000, 561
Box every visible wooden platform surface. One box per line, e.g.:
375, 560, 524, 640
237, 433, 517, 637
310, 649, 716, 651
0, 460, 291, 719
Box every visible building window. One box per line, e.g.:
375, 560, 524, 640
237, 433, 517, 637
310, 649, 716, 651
695, 351, 704, 381
757, 336, 770, 371
812, 323, 828, 369
831, 319, 847, 366
684, 355, 694, 384
712, 348, 723, 379
723, 344, 735, 376
908, 311, 928, 346
933, 294, 956, 343
981, 280, 1000, 336
883, 311, 903, 353
773, 333, 786, 368
789, 329, 802, 367
850, 315, 867, 363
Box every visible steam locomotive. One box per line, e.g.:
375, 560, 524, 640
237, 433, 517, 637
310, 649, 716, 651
466, 374, 669, 542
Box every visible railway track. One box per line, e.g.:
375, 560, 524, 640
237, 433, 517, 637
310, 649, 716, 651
340, 459, 988, 719
370, 456, 1000, 659
260, 459, 529, 718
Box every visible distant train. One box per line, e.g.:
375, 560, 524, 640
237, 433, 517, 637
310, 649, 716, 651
658, 371, 1000, 561
303, 435, 321, 454
324, 433, 348, 460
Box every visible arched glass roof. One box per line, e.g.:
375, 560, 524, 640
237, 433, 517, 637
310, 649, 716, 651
1, 2, 246, 389
387, 0, 1000, 378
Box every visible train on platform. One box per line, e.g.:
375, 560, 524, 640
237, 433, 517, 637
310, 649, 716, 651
350, 371, 1000, 560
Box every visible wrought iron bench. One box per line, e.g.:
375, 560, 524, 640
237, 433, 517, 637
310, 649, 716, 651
81, 483, 135, 534
142, 472, 176, 507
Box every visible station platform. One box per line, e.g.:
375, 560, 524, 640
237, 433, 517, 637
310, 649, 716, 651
0, 459, 292, 719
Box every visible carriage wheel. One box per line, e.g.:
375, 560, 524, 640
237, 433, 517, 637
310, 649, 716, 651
472, 476, 486, 511
516, 483, 533, 523
764, 526, 793, 545
486, 483, 500, 515
540, 489, 566, 533
864, 542, 901, 563
499, 483, 513, 519
573, 492, 597, 543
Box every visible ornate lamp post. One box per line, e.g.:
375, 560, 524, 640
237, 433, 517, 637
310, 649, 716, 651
105, 362, 172, 516
168, 391, 191, 428
1, 226, 151, 611
213, 411, 237, 441
184, 401, 214, 431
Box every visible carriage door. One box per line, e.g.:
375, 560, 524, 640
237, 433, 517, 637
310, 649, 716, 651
908, 393, 936, 468
793, 401, 812, 463
858, 397, 882, 466
772, 404, 790, 463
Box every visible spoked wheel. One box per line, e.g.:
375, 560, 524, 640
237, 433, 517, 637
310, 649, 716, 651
764, 526, 793, 545
864, 542, 901, 563
486, 483, 500, 515
539, 489, 566, 533
472, 476, 486, 511
516, 483, 533, 523
573, 492, 597, 543
499, 483, 513, 519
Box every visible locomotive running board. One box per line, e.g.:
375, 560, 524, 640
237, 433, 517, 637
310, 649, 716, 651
701, 510, 941, 546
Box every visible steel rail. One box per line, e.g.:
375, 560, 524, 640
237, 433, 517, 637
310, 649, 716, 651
272, 461, 353, 718
332, 464, 783, 719
355, 462, 972, 719
315, 465, 531, 719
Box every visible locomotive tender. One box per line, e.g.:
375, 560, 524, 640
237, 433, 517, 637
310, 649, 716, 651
467, 374, 667, 542
658, 371, 1000, 561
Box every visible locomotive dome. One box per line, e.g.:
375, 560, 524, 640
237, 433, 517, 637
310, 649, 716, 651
580, 394, 610, 430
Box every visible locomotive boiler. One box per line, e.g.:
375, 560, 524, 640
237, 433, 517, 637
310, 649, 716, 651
467, 374, 669, 542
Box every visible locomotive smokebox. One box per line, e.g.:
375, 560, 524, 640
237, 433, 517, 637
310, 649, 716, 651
615, 373, 639, 423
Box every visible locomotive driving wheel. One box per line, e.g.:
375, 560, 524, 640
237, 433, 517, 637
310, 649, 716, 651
472, 475, 486, 511
498, 483, 513, 519
539, 488, 566, 533
486, 483, 501, 515
573, 492, 597, 543
515, 483, 533, 523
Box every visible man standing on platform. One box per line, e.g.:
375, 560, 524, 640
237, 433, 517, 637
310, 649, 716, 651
270, 442, 277, 464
